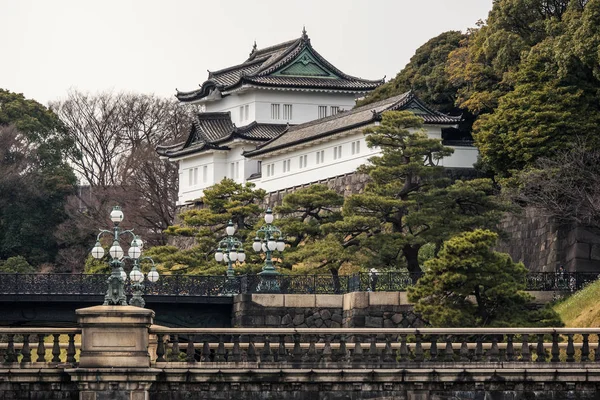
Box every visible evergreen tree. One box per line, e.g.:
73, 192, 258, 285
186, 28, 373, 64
153, 179, 267, 275
276, 185, 355, 281
0, 89, 76, 266
408, 229, 562, 327
328, 111, 505, 273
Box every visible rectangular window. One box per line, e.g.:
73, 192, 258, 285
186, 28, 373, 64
318, 105, 328, 119
239, 106, 244, 123
299, 154, 308, 168
334, 145, 343, 160
283, 159, 291, 172
203, 166, 208, 182
188, 169, 193, 186
316, 150, 325, 164
351, 140, 361, 155
283, 104, 293, 120
271, 104, 280, 120
331, 106, 339, 115
244, 105, 249, 121
235, 161, 239, 179
230, 163, 235, 179
193, 167, 198, 185
266, 163, 275, 177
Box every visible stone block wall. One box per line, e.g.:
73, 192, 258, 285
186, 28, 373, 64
342, 292, 427, 328
497, 207, 600, 273
232, 294, 343, 328
232, 292, 426, 328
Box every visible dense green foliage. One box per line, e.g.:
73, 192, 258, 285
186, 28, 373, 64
152, 179, 267, 275
446, 0, 600, 176
409, 229, 562, 327
275, 185, 355, 278
0, 256, 36, 273
0, 89, 76, 266
327, 111, 505, 273
357, 31, 465, 114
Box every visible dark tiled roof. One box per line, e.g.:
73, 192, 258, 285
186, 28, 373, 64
244, 91, 462, 157
156, 113, 287, 158
176, 32, 383, 102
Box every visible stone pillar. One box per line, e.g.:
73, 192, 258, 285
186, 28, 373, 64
66, 305, 160, 400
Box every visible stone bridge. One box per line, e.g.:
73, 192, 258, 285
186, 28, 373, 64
0, 272, 591, 328
2, 311, 600, 400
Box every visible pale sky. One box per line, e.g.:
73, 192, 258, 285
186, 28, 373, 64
1, 0, 493, 105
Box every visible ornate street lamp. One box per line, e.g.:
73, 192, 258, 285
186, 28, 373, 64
253, 208, 285, 291
214, 220, 246, 278
90, 206, 159, 307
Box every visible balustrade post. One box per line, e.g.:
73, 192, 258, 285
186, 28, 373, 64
261, 335, 274, 362
231, 335, 241, 362
566, 334, 575, 362
551, 332, 560, 362
506, 334, 515, 362
247, 335, 257, 362
170, 335, 180, 362
521, 334, 531, 362
383, 335, 395, 364
368, 334, 379, 364
5, 334, 16, 363
36, 334, 46, 362
352, 335, 364, 363
474, 336, 483, 362
414, 334, 424, 362
67, 333, 76, 364
277, 335, 287, 362
489, 335, 499, 362
51, 334, 61, 363
186, 335, 195, 363
459, 339, 469, 362
582, 334, 590, 362
321, 335, 332, 363
21, 334, 31, 363
337, 335, 348, 363
156, 334, 166, 362
444, 336, 454, 362
201, 338, 211, 362
429, 335, 438, 362
399, 334, 409, 362
304, 335, 317, 363
216, 335, 226, 362
536, 334, 546, 363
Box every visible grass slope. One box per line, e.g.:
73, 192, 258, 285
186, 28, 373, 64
553, 279, 600, 327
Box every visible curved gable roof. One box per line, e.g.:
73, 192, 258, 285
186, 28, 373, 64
244, 91, 462, 158
176, 30, 383, 103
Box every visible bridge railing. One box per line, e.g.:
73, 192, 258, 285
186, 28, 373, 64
0, 271, 598, 297
0, 327, 81, 366
149, 327, 600, 366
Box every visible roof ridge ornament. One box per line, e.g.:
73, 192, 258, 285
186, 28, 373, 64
301, 26, 309, 41
249, 40, 258, 59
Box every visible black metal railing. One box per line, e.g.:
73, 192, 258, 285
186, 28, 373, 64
0, 271, 597, 298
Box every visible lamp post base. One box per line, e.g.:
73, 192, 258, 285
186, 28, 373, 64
256, 273, 280, 293
104, 274, 127, 306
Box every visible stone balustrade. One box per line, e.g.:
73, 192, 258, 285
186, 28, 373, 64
0, 327, 80, 365
149, 327, 600, 366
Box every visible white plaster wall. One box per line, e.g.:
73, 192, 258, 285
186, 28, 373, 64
254, 90, 358, 124
177, 153, 215, 204
205, 92, 256, 125
253, 124, 478, 193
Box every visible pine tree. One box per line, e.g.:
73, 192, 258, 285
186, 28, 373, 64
328, 111, 505, 273
408, 229, 562, 327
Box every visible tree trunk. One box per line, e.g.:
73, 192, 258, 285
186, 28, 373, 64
403, 244, 422, 274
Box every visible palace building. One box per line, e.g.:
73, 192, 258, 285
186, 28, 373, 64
158, 29, 477, 205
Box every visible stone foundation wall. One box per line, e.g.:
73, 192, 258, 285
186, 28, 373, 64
233, 292, 426, 328
497, 207, 600, 273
